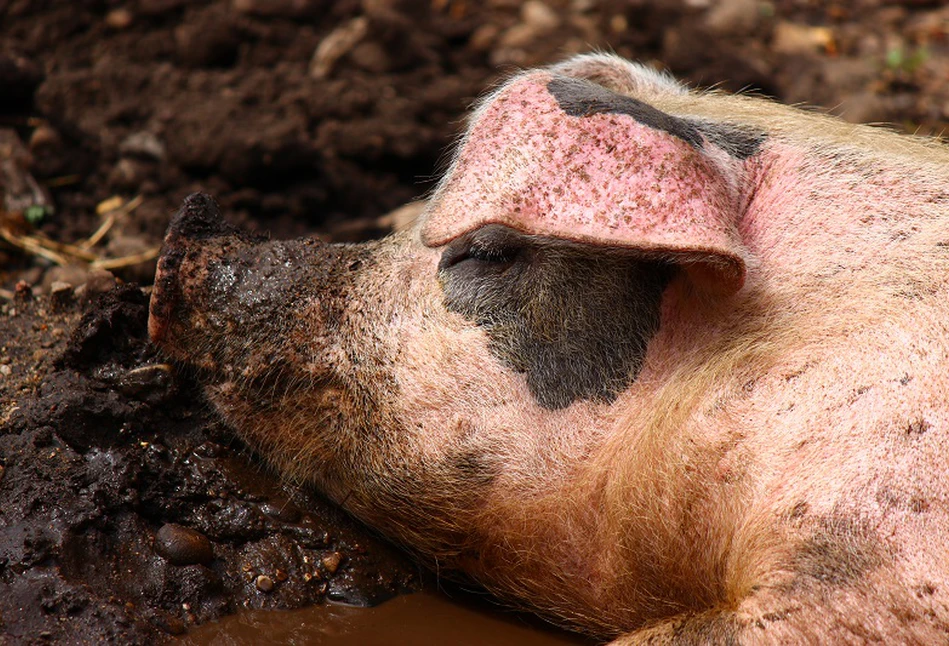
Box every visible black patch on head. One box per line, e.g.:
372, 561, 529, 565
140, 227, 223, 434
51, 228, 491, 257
791, 514, 882, 588
687, 120, 765, 160
547, 76, 767, 160
439, 225, 671, 410
547, 76, 704, 149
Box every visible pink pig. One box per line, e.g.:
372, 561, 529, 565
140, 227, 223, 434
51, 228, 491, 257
149, 54, 949, 643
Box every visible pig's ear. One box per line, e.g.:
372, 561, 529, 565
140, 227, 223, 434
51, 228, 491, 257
546, 52, 688, 99
421, 69, 751, 295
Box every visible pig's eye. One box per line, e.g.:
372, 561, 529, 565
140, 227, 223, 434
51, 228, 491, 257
463, 240, 521, 267
438, 225, 528, 273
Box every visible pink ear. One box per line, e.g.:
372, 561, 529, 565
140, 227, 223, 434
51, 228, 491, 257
421, 72, 748, 294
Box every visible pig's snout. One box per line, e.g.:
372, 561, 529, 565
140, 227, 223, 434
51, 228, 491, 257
148, 193, 359, 385
148, 192, 250, 346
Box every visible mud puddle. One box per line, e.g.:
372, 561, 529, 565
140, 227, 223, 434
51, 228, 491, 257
181, 589, 590, 646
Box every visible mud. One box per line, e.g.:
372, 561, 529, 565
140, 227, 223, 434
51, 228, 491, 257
2, 0, 949, 643
0, 288, 418, 643
181, 590, 591, 645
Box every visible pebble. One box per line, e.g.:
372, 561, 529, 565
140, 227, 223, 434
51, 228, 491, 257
0, 365, 11, 377
255, 574, 274, 592
772, 22, 834, 55
522, 0, 560, 32
105, 8, 134, 30
154, 523, 214, 566
42, 265, 88, 294
321, 551, 342, 574
14, 281, 32, 302
119, 131, 166, 161
28, 125, 61, 153
116, 364, 173, 401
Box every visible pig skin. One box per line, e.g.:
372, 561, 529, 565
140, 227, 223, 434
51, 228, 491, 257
149, 54, 949, 644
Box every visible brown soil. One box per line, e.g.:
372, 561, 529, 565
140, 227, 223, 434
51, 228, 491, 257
1, 0, 947, 642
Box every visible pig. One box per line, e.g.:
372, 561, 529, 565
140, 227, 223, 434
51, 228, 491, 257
148, 53, 949, 643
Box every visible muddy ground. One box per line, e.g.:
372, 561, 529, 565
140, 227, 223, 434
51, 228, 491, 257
1, 0, 948, 642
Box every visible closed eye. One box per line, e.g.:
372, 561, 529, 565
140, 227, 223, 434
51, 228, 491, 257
438, 225, 527, 273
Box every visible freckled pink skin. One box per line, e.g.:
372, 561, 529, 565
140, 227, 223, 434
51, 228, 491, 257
423, 72, 746, 291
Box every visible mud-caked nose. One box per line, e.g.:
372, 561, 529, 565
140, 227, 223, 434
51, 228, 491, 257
147, 191, 366, 387
148, 192, 252, 345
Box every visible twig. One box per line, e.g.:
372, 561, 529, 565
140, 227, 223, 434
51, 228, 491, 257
0, 225, 69, 265
81, 194, 143, 249
91, 246, 160, 270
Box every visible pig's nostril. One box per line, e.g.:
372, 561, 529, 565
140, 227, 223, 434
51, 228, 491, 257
149, 193, 231, 345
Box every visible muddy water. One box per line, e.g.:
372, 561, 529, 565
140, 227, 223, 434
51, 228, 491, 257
180, 590, 594, 646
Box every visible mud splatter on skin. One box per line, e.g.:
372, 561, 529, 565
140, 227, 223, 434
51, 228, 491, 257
790, 514, 883, 589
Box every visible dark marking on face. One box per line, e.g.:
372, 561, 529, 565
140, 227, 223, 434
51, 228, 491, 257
439, 225, 671, 410
546, 76, 766, 160
790, 514, 881, 588
686, 119, 765, 160
547, 76, 704, 150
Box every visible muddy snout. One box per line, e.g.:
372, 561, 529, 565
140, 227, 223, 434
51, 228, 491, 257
148, 193, 251, 347
148, 192, 353, 381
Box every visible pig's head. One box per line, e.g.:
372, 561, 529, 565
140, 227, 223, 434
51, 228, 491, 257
149, 54, 768, 629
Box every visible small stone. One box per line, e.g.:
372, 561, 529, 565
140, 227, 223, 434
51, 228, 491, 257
154, 523, 214, 566
42, 265, 88, 294
13, 281, 32, 302
275, 568, 288, 582
28, 125, 61, 153
0, 364, 11, 377
498, 24, 537, 49
105, 8, 134, 29
521, 0, 560, 31
255, 574, 274, 592
116, 364, 173, 401
119, 131, 166, 161
321, 551, 342, 574
468, 24, 499, 52
772, 22, 834, 55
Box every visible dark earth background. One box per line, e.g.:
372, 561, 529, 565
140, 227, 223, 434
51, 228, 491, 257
1, 0, 948, 643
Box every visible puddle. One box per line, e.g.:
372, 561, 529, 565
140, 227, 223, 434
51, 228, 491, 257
179, 590, 593, 646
